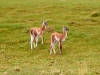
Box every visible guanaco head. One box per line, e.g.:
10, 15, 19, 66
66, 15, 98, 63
63, 26, 69, 31
42, 20, 48, 26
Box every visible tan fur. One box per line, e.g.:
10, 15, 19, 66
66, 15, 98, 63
51, 31, 67, 44
50, 27, 68, 54
30, 20, 47, 49
31, 27, 44, 36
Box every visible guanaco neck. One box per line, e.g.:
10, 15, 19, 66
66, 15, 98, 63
62, 30, 67, 39
41, 25, 46, 31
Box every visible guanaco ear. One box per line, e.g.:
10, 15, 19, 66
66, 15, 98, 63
63, 26, 65, 29
63, 26, 66, 29
63, 26, 69, 31
43, 20, 47, 23
63, 26, 65, 31
42, 20, 48, 26
43, 20, 45, 22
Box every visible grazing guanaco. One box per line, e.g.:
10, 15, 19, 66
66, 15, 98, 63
50, 26, 69, 54
30, 20, 48, 50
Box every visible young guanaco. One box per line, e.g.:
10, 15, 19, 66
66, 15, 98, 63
50, 26, 69, 54
30, 20, 48, 50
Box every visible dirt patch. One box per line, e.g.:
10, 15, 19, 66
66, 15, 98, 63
0, 28, 8, 32
17, 9, 28, 12
7, 7, 15, 10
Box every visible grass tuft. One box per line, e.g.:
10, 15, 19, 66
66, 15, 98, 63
91, 11, 100, 17
14, 67, 21, 72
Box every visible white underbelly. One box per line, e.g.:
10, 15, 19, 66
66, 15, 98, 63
55, 35, 67, 42
55, 36, 60, 41
36, 29, 40, 35
62, 38, 65, 41
62, 36, 67, 41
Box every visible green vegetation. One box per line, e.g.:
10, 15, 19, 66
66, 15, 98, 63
0, 0, 100, 75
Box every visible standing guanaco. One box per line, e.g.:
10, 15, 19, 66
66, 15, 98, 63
30, 20, 48, 50
50, 26, 69, 54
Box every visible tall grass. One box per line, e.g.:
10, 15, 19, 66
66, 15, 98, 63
0, 0, 100, 75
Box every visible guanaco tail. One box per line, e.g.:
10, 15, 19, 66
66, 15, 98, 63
50, 26, 69, 54
30, 20, 48, 50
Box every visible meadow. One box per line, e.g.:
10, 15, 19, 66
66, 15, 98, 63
0, 0, 100, 75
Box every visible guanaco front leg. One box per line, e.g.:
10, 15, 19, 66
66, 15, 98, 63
39, 35, 44, 45
35, 36, 38, 48
59, 41, 62, 54
30, 35, 33, 50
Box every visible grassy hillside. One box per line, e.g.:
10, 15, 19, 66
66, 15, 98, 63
0, 0, 100, 75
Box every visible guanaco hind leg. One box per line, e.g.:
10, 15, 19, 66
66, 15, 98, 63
30, 34, 36, 50
50, 40, 57, 54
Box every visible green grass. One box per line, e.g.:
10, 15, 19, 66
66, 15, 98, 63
0, 0, 100, 75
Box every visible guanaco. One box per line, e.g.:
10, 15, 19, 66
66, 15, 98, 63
50, 26, 69, 54
30, 20, 48, 50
